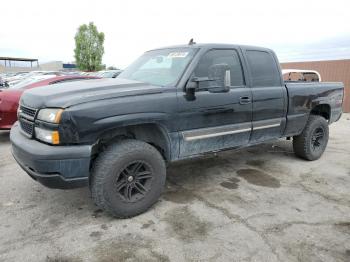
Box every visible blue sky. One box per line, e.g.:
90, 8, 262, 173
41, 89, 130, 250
1, 0, 349, 68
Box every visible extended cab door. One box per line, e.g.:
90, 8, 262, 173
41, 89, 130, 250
242, 49, 287, 143
177, 49, 253, 157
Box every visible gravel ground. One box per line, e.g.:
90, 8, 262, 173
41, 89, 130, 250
0, 114, 350, 262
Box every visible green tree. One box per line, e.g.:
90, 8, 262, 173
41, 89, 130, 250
74, 22, 105, 71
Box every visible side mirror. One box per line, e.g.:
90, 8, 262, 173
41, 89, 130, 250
184, 80, 197, 101
207, 63, 231, 93
184, 63, 231, 101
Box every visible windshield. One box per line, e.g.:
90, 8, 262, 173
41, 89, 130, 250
118, 48, 197, 87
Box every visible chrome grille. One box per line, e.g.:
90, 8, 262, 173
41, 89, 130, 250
20, 105, 37, 118
19, 105, 37, 137
19, 117, 34, 136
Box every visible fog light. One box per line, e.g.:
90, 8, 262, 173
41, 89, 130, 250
35, 127, 60, 145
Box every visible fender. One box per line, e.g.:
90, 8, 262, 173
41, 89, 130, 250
92, 112, 176, 161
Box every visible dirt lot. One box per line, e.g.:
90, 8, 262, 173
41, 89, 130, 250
0, 114, 350, 262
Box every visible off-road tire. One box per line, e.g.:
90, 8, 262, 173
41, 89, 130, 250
90, 139, 166, 218
293, 115, 329, 161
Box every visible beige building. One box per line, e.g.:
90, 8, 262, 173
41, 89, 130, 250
40, 61, 63, 71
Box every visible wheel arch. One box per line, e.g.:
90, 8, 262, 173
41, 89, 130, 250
310, 103, 331, 121
94, 122, 172, 161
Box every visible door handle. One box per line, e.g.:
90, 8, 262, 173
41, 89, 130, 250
239, 96, 251, 105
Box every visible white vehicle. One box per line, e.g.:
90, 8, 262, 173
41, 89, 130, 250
2, 72, 29, 84
96, 70, 122, 78
9, 74, 58, 89
5, 71, 63, 87
282, 69, 321, 82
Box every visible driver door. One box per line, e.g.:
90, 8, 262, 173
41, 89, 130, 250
177, 49, 252, 157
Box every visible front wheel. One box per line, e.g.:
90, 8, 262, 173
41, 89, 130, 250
90, 139, 166, 218
293, 115, 329, 161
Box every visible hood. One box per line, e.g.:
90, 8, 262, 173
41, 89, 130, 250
20, 78, 163, 109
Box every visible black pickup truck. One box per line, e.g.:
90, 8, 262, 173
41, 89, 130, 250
10, 43, 344, 217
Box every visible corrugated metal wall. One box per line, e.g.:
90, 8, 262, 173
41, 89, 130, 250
280, 59, 350, 112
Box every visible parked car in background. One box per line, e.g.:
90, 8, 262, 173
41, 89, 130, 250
3, 71, 64, 87
62, 71, 84, 76
2, 72, 31, 87
6, 74, 59, 90
282, 69, 321, 82
1, 72, 28, 88
0, 75, 4, 87
96, 70, 122, 78
0, 75, 99, 129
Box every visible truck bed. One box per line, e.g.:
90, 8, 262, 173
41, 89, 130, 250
284, 82, 344, 136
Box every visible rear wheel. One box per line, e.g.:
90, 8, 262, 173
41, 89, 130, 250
293, 115, 329, 161
90, 139, 166, 218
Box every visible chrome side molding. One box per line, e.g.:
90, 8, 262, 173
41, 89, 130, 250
182, 118, 282, 141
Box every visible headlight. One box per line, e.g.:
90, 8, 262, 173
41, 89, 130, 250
37, 108, 63, 123
35, 127, 60, 145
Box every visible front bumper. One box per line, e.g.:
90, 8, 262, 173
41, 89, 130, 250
10, 123, 91, 189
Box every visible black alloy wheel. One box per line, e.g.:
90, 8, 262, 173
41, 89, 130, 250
115, 161, 153, 202
310, 127, 325, 152
91, 139, 166, 218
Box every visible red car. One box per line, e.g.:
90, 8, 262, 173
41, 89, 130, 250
0, 75, 99, 129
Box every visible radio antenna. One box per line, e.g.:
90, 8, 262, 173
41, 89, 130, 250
188, 38, 196, 45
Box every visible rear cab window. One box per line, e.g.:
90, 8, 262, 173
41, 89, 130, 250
246, 50, 281, 87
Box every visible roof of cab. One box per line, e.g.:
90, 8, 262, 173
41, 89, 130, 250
149, 43, 273, 53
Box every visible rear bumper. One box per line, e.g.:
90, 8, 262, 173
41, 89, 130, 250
10, 123, 91, 189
